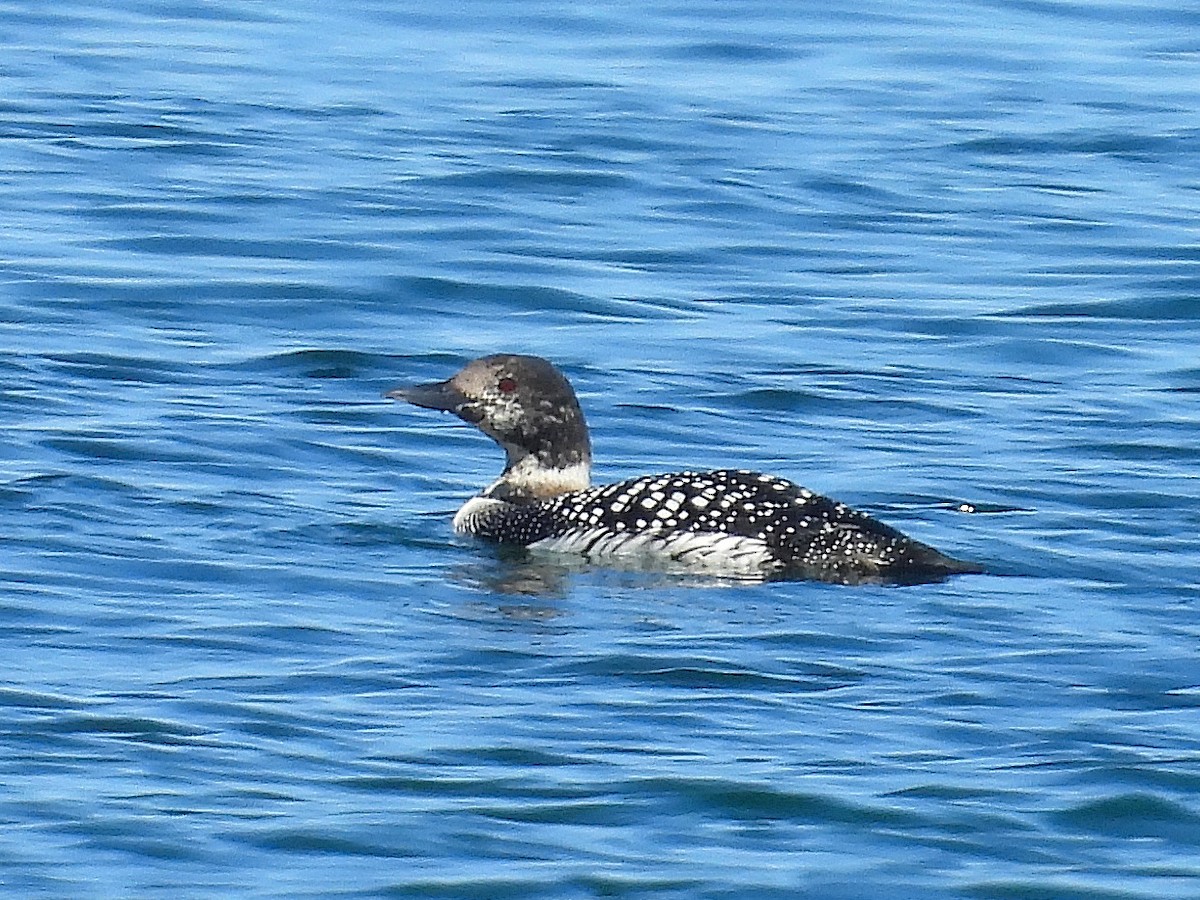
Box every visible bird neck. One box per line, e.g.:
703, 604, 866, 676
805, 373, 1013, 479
484, 451, 591, 502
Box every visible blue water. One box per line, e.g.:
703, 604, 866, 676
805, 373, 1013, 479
3, 0, 1200, 896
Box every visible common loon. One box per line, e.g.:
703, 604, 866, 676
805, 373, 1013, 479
387, 354, 983, 584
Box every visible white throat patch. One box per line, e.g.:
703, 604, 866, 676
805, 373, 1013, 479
488, 458, 590, 500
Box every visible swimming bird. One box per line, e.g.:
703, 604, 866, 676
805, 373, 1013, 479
386, 354, 982, 584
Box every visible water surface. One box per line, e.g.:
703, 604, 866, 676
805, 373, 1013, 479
2, 1, 1199, 897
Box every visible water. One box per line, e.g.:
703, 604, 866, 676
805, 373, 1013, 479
3, 0, 1199, 896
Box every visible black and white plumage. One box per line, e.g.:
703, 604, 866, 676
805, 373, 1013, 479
387, 354, 983, 584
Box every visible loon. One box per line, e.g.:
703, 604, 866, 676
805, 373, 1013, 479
386, 354, 983, 584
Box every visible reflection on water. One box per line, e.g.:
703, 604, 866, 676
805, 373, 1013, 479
446, 552, 770, 599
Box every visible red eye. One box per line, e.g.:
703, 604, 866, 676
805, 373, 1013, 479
498, 377, 517, 394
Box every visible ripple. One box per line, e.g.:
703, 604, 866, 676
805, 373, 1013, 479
1051, 793, 1200, 844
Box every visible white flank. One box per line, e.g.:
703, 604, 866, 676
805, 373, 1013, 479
530, 528, 777, 576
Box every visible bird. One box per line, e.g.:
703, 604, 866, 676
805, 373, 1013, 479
386, 353, 983, 584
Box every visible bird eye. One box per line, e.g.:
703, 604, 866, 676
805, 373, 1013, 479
498, 377, 517, 394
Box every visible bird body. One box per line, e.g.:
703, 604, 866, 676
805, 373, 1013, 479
388, 354, 981, 584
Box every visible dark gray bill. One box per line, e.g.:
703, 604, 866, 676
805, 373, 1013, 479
384, 378, 465, 410
385, 379, 483, 423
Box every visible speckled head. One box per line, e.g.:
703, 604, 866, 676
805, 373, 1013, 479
387, 354, 592, 496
